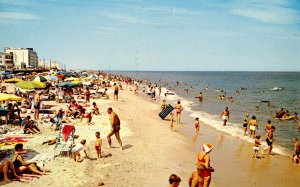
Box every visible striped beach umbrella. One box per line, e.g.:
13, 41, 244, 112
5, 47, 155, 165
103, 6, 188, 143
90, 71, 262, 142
32, 76, 47, 82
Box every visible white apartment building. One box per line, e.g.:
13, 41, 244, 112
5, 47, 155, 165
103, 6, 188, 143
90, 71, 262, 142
38, 60, 61, 70
4, 48, 38, 69
0, 52, 14, 69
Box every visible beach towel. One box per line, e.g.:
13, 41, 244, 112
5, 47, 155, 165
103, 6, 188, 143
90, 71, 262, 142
159, 104, 174, 120
0, 137, 28, 148
62, 125, 75, 142
13, 173, 41, 182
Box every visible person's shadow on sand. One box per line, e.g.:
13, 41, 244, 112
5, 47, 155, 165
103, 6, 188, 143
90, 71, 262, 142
122, 144, 133, 150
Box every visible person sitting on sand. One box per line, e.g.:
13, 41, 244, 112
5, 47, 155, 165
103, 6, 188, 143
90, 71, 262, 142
252, 135, 261, 159
175, 101, 183, 124
261, 126, 275, 156
95, 132, 102, 159
249, 116, 257, 139
22, 116, 41, 134
196, 143, 214, 187
80, 109, 93, 125
168, 174, 181, 187
0, 160, 20, 182
71, 139, 89, 162
91, 102, 100, 115
12, 144, 49, 175
107, 108, 123, 149
291, 138, 300, 164
220, 107, 229, 126
102, 88, 109, 99
189, 164, 206, 187
7, 103, 21, 124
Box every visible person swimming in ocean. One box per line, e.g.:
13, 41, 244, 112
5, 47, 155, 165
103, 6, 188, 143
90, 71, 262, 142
274, 108, 285, 118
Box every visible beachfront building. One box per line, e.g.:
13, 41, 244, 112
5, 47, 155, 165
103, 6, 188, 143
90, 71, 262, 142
0, 52, 14, 70
4, 47, 38, 69
38, 59, 61, 70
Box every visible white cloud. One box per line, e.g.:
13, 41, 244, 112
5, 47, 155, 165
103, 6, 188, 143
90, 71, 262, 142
0, 11, 40, 20
231, 3, 299, 25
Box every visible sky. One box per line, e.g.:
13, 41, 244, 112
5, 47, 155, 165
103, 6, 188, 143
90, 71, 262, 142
0, 0, 299, 71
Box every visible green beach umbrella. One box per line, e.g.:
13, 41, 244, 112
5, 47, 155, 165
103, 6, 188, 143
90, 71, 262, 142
0, 108, 9, 116
32, 76, 47, 82
15, 81, 46, 90
58, 82, 77, 88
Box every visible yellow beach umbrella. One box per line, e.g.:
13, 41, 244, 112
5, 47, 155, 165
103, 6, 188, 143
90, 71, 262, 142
81, 77, 92, 81
15, 81, 46, 90
71, 80, 82, 85
65, 77, 79, 81
4, 78, 23, 83
0, 93, 22, 101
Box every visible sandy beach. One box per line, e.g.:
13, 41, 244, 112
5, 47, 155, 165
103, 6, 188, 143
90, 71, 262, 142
1, 83, 299, 187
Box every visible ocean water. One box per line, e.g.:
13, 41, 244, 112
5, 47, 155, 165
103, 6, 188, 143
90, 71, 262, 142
112, 71, 300, 155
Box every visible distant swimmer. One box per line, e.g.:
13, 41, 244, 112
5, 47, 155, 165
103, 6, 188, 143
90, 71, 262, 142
220, 107, 230, 126
184, 89, 189, 94
240, 87, 247, 90
294, 112, 299, 121
195, 92, 203, 102
235, 90, 240, 95
274, 108, 285, 118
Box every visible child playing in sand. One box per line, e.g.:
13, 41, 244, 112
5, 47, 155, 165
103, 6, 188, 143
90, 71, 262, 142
95, 132, 102, 159
252, 135, 261, 159
170, 112, 175, 131
71, 139, 89, 162
195, 117, 200, 135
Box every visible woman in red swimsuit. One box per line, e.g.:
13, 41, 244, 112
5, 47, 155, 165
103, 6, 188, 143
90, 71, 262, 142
196, 143, 214, 187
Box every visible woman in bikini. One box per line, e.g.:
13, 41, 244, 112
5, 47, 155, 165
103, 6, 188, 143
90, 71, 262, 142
196, 143, 214, 187
249, 116, 257, 139
175, 101, 183, 123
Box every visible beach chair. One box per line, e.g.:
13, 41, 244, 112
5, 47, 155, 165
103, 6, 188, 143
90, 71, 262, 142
54, 124, 75, 157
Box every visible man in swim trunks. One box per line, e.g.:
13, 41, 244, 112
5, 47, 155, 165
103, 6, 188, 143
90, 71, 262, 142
34, 92, 41, 120
113, 83, 119, 101
189, 164, 206, 187
220, 107, 230, 126
106, 107, 123, 149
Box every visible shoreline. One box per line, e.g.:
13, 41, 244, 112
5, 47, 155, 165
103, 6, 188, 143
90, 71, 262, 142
1, 82, 300, 186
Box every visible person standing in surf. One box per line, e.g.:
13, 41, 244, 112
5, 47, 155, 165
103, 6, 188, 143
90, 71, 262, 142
220, 107, 230, 126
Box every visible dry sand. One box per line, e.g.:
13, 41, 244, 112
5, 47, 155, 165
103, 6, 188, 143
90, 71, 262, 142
1, 85, 300, 187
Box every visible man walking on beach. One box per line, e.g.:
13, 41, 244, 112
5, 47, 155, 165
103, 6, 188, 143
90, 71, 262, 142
262, 126, 275, 156
220, 107, 229, 126
107, 107, 123, 149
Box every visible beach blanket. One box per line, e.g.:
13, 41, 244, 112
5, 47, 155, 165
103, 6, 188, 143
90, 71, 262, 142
62, 125, 75, 142
13, 173, 41, 182
0, 137, 28, 148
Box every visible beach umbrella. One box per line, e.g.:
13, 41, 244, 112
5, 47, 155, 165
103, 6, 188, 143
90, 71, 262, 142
58, 82, 77, 88
0, 93, 22, 102
15, 81, 46, 90
32, 76, 47, 82
82, 81, 92, 86
0, 108, 9, 116
4, 78, 23, 83
65, 77, 79, 81
71, 80, 82, 85
45, 75, 58, 81
89, 74, 97, 79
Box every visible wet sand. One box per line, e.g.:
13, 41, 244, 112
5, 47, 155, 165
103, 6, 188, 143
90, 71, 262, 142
1, 86, 300, 186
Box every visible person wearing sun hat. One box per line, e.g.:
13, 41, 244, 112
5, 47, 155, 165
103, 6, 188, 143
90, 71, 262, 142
243, 113, 249, 136
196, 143, 214, 187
